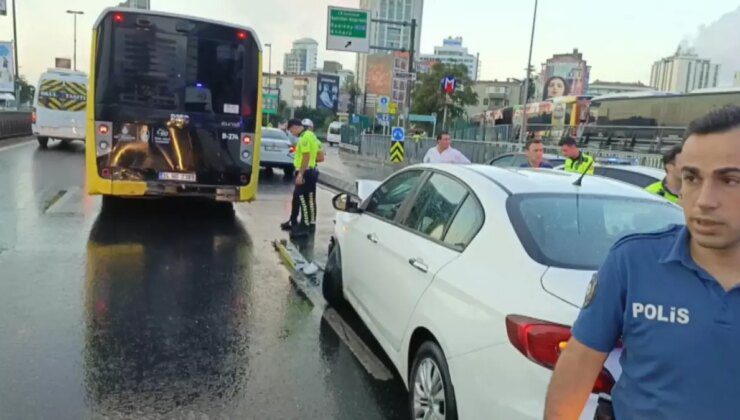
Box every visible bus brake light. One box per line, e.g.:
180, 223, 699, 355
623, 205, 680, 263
113, 13, 124, 23
99, 125, 110, 135
242, 135, 251, 145
237, 31, 248, 40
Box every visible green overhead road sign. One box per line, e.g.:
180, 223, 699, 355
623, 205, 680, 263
326, 6, 370, 53
263, 92, 278, 115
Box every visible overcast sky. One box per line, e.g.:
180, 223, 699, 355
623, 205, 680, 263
1, 0, 738, 85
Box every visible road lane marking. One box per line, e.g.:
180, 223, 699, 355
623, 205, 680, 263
273, 239, 394, 382
0, 139, 34, 152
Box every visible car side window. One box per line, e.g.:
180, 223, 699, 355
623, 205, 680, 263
402, 174, 468, 241
490, 154, 514, 167
443, 195, 484, 249
512, 154, 529, 167
365, 170, 424, 221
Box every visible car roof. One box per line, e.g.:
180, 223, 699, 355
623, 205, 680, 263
494, 152, 564, 160
597, 164, 665, 178
415, 164, 667, 200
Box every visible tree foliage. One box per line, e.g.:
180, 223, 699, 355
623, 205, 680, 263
411, 63, 478, 123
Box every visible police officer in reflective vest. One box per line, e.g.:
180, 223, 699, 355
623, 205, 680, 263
280, 119, 320, 238
645, 145, 682, 203
559, 136, 595, 174
545, 106, 740, 420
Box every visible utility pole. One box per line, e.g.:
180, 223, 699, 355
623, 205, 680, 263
66, 10, 84, 71
519, 0, 538, 143
403, 18, 416, 131
12, 0, 19, 106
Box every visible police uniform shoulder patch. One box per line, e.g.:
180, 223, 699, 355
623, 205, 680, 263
583, 273, 598, 308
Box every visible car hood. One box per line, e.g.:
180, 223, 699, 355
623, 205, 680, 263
540, 266, 596, 308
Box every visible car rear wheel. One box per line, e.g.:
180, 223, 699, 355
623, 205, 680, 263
409, 342, 458, 420
322, 242, 345, 307
37, 136, 49, 149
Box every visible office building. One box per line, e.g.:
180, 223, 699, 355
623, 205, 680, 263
419, 37, 479, 80
588, 80, 654, 96
283, 38, 319, 75
650, 48, 720, 93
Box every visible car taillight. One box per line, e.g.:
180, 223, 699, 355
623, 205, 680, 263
289, 145, 296, 153
31, 109, 36, 124
505, 314, 616, 395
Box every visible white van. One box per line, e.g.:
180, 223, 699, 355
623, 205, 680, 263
326, 121, 345, 146
32, 69, 88, 148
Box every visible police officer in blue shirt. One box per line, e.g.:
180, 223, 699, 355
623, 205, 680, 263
545, 105, 740, 420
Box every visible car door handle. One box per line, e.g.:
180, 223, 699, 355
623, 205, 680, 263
408, 257, 428, 273
366, 233, 379, 244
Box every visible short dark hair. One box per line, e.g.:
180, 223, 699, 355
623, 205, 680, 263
558, 136, 577, 147
662, 145, 682, 166
525, 138, 543, 151
437, 131, 450, 141
685, 105, 740, 140
287, 118, 303, 128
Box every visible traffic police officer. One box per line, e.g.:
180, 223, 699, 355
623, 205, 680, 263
545, 105, 740, 420
559, 136, 595, 174
645, 145, 682, 203
281, 119, 320, 237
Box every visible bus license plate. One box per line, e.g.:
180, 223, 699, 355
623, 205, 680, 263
159, 172, 196, 182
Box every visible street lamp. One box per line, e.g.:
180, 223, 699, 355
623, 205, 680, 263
519, 0, 538, 143
264, 43, 272, 124
66, 10, 84, 71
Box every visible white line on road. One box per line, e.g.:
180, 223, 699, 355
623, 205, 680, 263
322, 307, 395, 381
0, 139, 34, 153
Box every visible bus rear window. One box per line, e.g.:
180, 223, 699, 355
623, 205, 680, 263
99, 18, 247, 115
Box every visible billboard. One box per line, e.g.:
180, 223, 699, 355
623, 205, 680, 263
540, 57, 590, 100
0, 41, 15, 93
316, 73, 340, 112
365, 54, 394, 97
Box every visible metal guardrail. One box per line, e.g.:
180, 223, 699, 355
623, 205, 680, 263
0, 111, 33, 139
355, 133, 664, 169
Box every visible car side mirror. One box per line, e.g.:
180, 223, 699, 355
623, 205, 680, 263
332, 193, 360, 213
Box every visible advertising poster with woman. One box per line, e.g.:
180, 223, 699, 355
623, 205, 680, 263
541, 59, 590, 101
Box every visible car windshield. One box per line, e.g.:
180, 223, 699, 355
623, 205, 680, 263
507, 193, 684, 270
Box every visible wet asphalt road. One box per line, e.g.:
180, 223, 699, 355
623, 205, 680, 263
0, 138, 407, 420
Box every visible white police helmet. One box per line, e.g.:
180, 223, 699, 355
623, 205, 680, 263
301, 118, 314, 128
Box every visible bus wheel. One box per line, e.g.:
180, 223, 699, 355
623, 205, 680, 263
37, 137, 49, 149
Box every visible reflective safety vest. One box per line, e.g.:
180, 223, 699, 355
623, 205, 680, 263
645, 179, 679, 203
564, 152, 595, 175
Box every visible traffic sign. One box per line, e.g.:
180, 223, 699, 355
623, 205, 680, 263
376, 113, 391, 126
441, 75, 457, 95
376, 96, 390, 113
391, 126, 405, 142
326, 7, 370, 53
388, 102, 398, 115
263, 92, 278, 115
389, 140, 405, 163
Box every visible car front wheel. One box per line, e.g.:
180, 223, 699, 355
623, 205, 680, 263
409, 341, 458, 420
322, 241, 345, 307
37, 136, 49, 148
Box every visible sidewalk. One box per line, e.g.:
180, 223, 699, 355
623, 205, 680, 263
317, 148, 404, 194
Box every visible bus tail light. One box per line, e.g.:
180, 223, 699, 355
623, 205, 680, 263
237, 31, 248, 40
113, 13, 125, 23
505, 314, 616, 395
98, 125, 109, 135
101, 167, 111, 178
242, 135, 251, 145
240, 174, 248, 184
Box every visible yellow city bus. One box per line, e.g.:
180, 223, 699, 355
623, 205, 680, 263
86, 8, 263, 203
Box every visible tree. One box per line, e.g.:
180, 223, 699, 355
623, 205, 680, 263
411, 63, 478, 124
293, 106, 334, 130
17, 76, 35, 106
342, 80, 362, 116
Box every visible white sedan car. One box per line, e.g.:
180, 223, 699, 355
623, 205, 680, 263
323, 165, 684, 420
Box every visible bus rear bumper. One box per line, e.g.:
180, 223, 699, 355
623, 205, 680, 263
88, 180, 255, 203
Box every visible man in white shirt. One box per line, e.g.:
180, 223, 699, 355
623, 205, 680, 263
422, 131, 471, 164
